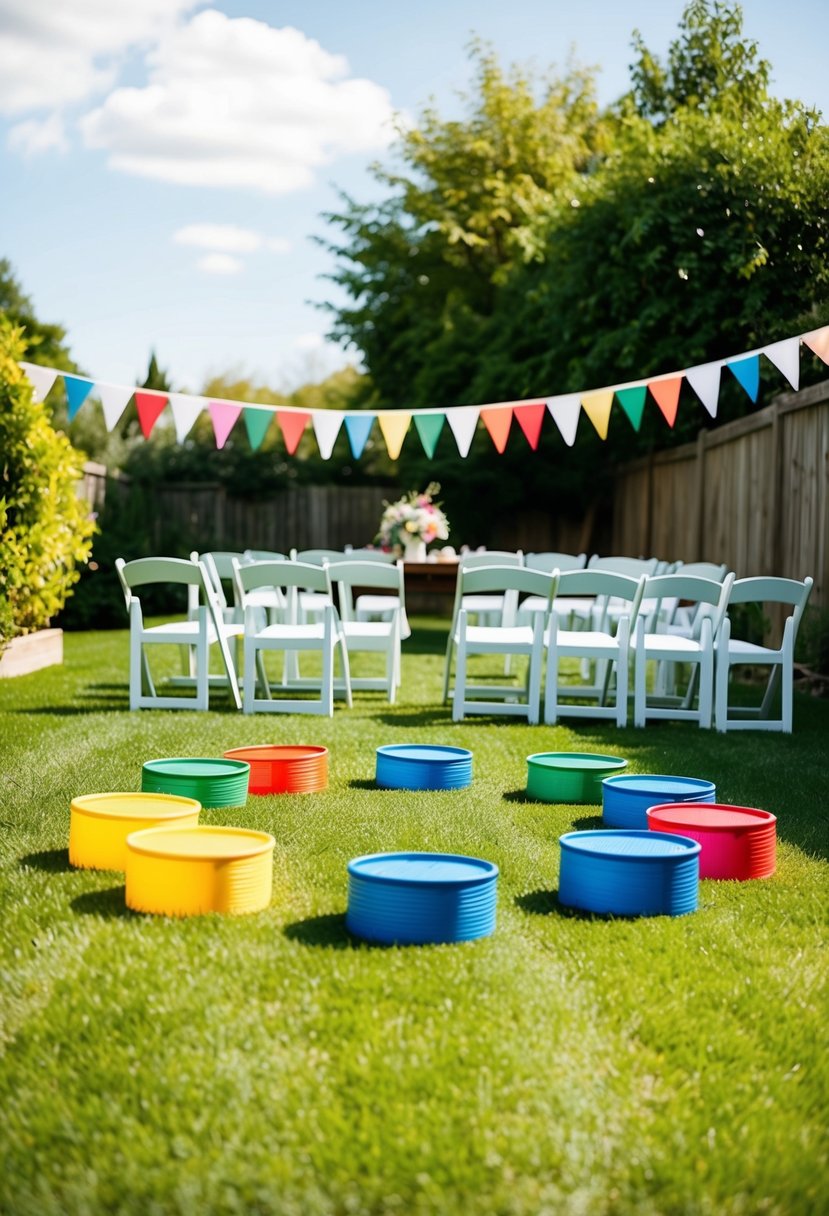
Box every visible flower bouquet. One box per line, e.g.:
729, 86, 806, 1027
375, 483, 450, 560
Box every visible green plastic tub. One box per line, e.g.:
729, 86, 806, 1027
526, 752, 628, 804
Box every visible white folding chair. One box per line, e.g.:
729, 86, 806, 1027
544, 571, 646, 727
330, 559, 409, 703
633, 573, 735, 728
445, 566, 557, 723
458, 551, 524, 627
517, 553, 587, 625
290, 549, 343, 623
190, 551, 249, 624
234, 560, 351, 716
116, 556, 242, 711
715, 576, 813, 733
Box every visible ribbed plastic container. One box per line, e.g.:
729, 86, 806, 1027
223, 745, 328, 795
558, 830, 700, 917
602, 775, 716, 830
69, 792, 201, 871
346, 852, 498, 944
141, 758, 250, 808
375, 745, 473, 791
125, 825, 275, 916
527, 753, 628, 804
647, 803, 777, 880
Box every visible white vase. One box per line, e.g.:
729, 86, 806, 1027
402, 537, 427, 562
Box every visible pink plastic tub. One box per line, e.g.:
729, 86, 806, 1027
646, 803, 776, 880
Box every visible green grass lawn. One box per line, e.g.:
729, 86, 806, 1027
1, 620, 827, 1216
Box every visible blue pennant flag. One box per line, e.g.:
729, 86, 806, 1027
64, 375, 96, 420
727, 355, 760, 403
343, 413, 374, 459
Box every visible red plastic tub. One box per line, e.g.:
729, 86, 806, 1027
646, 802, 776, 880
223, 745, 328, 795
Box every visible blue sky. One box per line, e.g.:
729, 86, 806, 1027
2, 0, 827, 394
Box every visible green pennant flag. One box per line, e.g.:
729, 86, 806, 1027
615, 385, 648, 431
413, 413, 445, 458
244, 407, 273, 451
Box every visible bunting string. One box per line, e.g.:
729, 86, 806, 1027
18, 325, 829, 461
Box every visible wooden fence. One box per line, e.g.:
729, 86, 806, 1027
611, 379, 829, 607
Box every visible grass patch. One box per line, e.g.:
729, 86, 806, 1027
1, 620, 827, 1215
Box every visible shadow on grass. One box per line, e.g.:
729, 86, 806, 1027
370, 709, 454, 727
572, 814, 604, 830
20, 848, 73, 872
349, 778, 379, 791
515, 888, 598, 921
71, 886, 131, 918
284, 912, 388, 951
503, 788, 532, 804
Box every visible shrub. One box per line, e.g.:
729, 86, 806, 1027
0, 321, 96, 645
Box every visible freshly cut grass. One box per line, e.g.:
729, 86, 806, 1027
0, 620, 827, 1216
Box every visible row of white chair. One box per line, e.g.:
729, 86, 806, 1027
444, 565, 813, 732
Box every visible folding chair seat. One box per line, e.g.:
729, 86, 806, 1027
115, 556, 242, 711
234, 560, 351, 716
633, 574, 735, 728
444, 566, 556, 723
330, 559, 409, 703
544, 571, 646, 727
715, 576, 813, 733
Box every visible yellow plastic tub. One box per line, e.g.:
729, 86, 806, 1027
125, 825, 275, 917
69, 792, 201, 871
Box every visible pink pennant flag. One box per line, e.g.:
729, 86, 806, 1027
514, 402, 546, 450
134, 391, 168, 439
648, 376, 683, 427
20, 362, 58, 402
546, 394, 581, 447
803, 326, 829, 366
277, 411, 310, 455
209, 400, 242, 449
480, 407, 513, 454
580, 389, 614, 440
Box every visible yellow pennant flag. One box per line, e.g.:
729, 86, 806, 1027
377, 411, 412, 460
580, 389, 615, 440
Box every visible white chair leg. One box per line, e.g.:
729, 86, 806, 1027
633, 619, 646, 728
698, 620, 713, 728
452, 612, 469, 722
714, 620, 731, 732
615, 618, 629, 728
527, 617, 543, 724
544, 625, 558, 726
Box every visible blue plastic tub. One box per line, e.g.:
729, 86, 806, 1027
375, 745, 472, 791
558, 830, 700, 917
602, 774, 716, 830
346, 852, 497, 944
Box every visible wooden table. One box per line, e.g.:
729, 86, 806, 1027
402, 560, 459, 615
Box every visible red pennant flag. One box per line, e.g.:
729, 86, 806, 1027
276, 411, 310, 454
514, 402, 546, 450
134, 391, 168, 439
480, 407, 513, 454
648, 377, 683, 427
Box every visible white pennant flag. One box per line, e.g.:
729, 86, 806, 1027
97, 384, 134, 431
685, 362, 722, 418
445, 407, 479, 457
169, 393, 206, 443
762, 338, 800, 391
546, 394, 581, 447
20, 362, 58, 402
312, 410, 344, 460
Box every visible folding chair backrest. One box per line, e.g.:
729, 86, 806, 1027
556, 570, 647, 631
331, 559, 405, 623
460, 551, 523, 569
237, 559, 331, 597
525, 552, 587, 573
292, 549, 346, 565
673, 561, 729, 581
588, 555, 660, 577
725, 576, 813, 642
331, 549, 396, 563
460, 565, 556, 600
643, 572, 735, 638
120, 556, 207, 594
244, 549, 289, 562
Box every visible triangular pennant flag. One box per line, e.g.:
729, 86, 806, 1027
64, 374, 95, 420
580, 389, 614, 440
276, 411, 310, 455
98, 384, 133, 431
20, 362, 58, 402
312, 410, 343, 460
762, 338, 800, 391
614, 385, 648, 431
134, 391, 168, 439
243, 407, 273, 452
727, 355, 760, 403
445, 407, 479, 457
377, 411, 412, 461
514, 402, 546, 450
343, 413, 374, 459
169, 393, 206, 443
209, 400, 242, 449
413, 413, 445, 458
803, 326, 829, 365
480, 406, 513, 454
648, 376, 683, 427
685, 363, 721, 418
546, 394, 581, 447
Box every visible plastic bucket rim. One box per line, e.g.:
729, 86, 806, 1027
602, 775, 716, 800
347, 850, 499, 887
126, 824, 275, 860
527, 751, 628, 770
559, 828, 701, 857
223, 744, 328, 764
646, 802, 776, 830
70, 791, 202, 820
376, 744, 473, 765
142, 756, 251, 776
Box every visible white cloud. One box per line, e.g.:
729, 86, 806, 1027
79, 8, 396, 194
8, 112, 68, 155
196, 252, 243, 275
0, 0, 201, 115
293, 332, 326, 352
173, 223, 292, 255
